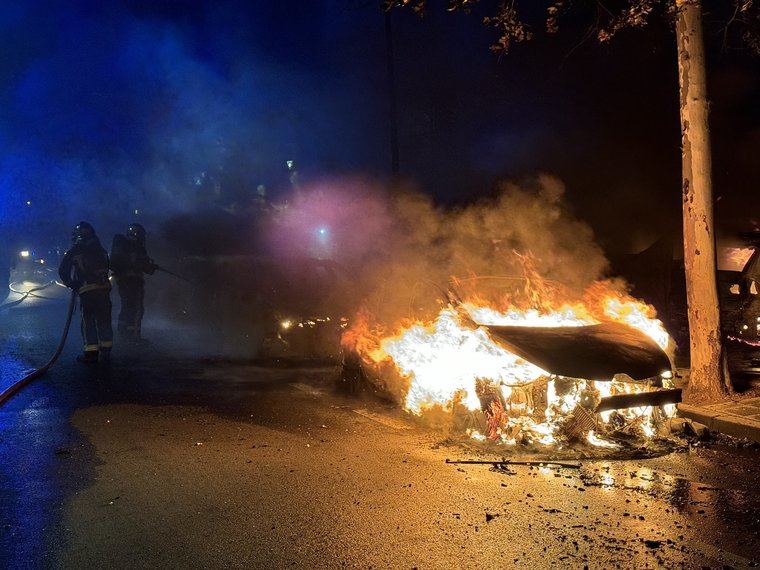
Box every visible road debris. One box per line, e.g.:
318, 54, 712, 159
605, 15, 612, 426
595, 389, 682, 413
446, 458, 582, 469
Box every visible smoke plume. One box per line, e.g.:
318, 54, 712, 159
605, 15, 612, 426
268, 174, 610, 329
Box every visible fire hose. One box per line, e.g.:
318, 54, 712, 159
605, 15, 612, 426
0, 264, 188, 405
0, 280, 64, 311
155, 265, 191, 282
0, 290, 77, 406
0, 257, 193, 406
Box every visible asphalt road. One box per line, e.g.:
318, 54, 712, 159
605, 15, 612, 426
2, 295, 760, 569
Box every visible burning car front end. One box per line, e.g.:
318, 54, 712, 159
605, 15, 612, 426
341, 278, 679, 451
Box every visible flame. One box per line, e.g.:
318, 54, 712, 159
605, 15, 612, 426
381, 309, 547, 413
601, 296, 670, 351
587, 430, 620, 449
344, 278, 675, 447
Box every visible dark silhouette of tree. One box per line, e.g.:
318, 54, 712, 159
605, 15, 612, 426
385, 0, 760, 400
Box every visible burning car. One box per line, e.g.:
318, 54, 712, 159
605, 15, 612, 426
341, 277, 679, 450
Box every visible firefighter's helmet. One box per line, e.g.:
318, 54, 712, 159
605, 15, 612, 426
72, 221, 96, 245
127, 223, 146, 244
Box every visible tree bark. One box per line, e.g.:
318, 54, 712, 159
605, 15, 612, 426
675, 0, 731, 400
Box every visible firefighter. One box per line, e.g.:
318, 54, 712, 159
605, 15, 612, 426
58, 222, 113, 363
110, 223, 157, 341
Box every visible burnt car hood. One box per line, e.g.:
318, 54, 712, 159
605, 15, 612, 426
483, 321, 671, 381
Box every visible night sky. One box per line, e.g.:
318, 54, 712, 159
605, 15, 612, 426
0, 0, 757, 252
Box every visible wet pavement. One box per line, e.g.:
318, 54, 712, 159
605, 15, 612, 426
2, 297, 760, 568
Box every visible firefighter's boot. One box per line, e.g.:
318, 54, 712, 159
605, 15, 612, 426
76, 351, 99, 364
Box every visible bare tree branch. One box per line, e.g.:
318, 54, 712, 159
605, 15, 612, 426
384, 0, 760, 56
483, 1, 533, 54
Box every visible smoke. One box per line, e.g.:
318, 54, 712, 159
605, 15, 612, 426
266, 178, 394, 264
268, 174, 609, 329
0, 1, 387, 244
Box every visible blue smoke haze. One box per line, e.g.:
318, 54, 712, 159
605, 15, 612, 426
0, 1, 388, 245
2, 1, 756, 255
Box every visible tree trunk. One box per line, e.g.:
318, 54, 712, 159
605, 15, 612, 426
675, 0, 731, 400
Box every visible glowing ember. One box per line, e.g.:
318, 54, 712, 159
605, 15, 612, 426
344, 279, 676, 448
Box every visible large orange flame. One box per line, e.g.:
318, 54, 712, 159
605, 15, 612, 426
343, 276, 675, 447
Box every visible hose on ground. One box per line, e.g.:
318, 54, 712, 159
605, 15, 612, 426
0, 280, 65, 311
0, 290, 77, 405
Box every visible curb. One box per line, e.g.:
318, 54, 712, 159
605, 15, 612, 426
678, 402, 760, 443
